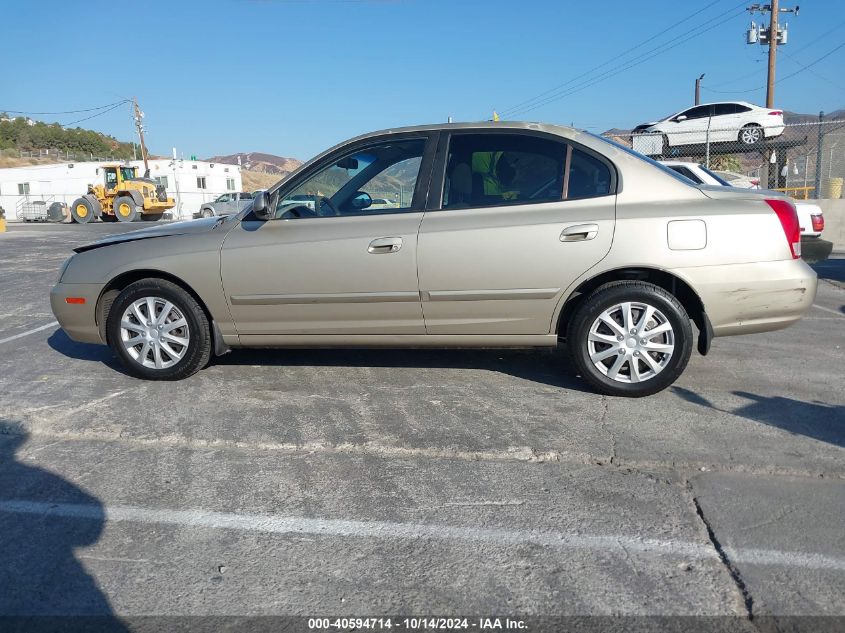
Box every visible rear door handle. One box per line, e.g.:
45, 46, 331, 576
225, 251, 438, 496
560, 223, 599, 242
368, 237, 403, 254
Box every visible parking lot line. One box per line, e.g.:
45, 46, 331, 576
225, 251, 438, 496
1, 499, 845, 573
0, 321, 58, 345
811, 304, 845, 318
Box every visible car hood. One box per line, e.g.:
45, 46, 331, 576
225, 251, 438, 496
73, 217, 226, 253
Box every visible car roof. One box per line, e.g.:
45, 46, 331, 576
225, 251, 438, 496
343, 120, 581, 144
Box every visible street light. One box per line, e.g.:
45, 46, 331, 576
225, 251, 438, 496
695, 73, 705, 105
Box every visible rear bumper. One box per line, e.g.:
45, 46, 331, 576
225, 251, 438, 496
671, 259, 817, 337
50, 283, 105, 344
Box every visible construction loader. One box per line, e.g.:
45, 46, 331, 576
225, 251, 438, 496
70, 163, 174, 223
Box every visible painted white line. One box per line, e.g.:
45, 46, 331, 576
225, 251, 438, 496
0, 321, 58, 345
3, 499, 845, 572
812, 304, 845, 318
0, 499, 713, 561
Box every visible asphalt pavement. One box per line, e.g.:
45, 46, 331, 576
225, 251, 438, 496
0, 223, 843, 631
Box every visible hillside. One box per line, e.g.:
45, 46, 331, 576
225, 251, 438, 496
207, 152, 303, 177
0, 114, 135, 160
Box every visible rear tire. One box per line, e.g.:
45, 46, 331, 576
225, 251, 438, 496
739, 124, 763, 145
106, 279, 212, 380
70, 197, 95, 224
566, 281, 693, 397
114, 195, 139, 222
201, 209, 213, 218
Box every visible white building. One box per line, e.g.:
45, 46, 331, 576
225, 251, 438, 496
0, 158, 243, 221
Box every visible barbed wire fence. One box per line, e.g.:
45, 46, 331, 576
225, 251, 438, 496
605, 119, 845, 199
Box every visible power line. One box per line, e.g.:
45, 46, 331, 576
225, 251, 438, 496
703, 40, 845, 94
498, 0, 733, 118
0, 100, 129, 116
63, 102, 129, 127
505, 6, 748, 118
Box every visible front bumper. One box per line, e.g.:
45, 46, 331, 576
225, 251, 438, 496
672, 259, 817, 337
50, 283, 105, 344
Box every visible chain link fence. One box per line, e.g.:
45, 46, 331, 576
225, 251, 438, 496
603, 119, 845, 200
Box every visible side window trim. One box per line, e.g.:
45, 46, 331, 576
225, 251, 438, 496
266, 132, 438, 220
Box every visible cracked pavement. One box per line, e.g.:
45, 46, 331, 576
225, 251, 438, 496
0, 224, 843, 627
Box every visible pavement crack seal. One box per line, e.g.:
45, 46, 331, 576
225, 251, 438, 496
597, 395, 616, 465
690, 492, 756, 623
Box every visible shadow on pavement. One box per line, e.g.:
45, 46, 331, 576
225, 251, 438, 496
672, 387, 845, 449
0, 421, 127, 628
49, 327, 592, 393
213, 345, 592, 392
811, 253, 845, 284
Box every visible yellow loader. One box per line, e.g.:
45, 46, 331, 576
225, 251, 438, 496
70, 164, 175, 223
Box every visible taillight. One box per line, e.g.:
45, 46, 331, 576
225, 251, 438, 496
768, 110, 783, 116
765, 199, 801, 259
811, 213, 825, 233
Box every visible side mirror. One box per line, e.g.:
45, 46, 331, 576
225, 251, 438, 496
335, 157, 359, 170
252, 191, 272, 220
350, 191, 373, 210
674, 114, 688, 122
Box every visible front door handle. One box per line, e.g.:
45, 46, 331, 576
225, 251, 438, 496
368, 237, 403, 254
560, 223, 599, 242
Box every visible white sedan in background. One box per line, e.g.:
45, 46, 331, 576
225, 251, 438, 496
661, 161, 824, 240
633, 101, 785, 153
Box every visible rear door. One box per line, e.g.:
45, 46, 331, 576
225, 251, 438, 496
417, 130, 617, 335
711, 103, 743, 142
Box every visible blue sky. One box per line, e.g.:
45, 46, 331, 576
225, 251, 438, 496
2, 0, 843, 160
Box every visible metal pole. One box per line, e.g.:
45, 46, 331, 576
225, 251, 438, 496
766, 0, 779, 108
814, 111, 824, 198
695, 74, 704, 105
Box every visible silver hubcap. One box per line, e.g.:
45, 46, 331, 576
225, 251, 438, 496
587, 302, 675, 384
741, 127, 761, 143
119, 297, 190, 369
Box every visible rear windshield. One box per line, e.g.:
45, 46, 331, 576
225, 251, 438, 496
698, 166, 732, 186
588, 133, 695, 187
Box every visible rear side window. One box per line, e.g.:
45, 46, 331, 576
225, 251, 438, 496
443, 134, 566, 209
567, 148, 612, 199
666, 165, 703, 184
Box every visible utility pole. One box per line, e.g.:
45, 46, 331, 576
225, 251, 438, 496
746, 2, 799, 107
694, 73, 705, 105
746, 3, 799, 187
133, 97, 149, 175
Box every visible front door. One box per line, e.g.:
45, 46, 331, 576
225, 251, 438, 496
221, 134, 435, 338
417, 131, 617, 335
668, 105, 713, 146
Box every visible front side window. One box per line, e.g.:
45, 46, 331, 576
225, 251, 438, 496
442, 134, 566, 209
680, 105, 711, 120
216, 194, 231, 202
275, 139, 425, 219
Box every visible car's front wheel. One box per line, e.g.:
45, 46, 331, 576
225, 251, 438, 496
106, 279, 211, 380
567, 281, 693, 397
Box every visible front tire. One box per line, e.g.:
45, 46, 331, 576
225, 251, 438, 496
70, 197, 95, 224
106, 279, 211, 380
566, 281, 693, 397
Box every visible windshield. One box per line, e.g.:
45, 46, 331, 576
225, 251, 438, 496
588, 133, 695, 186
120, 167, 135, 181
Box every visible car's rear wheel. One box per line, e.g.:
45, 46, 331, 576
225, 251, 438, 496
739, 124, 763, 145
567, 281, 693, 397
106, 279, 211, 380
